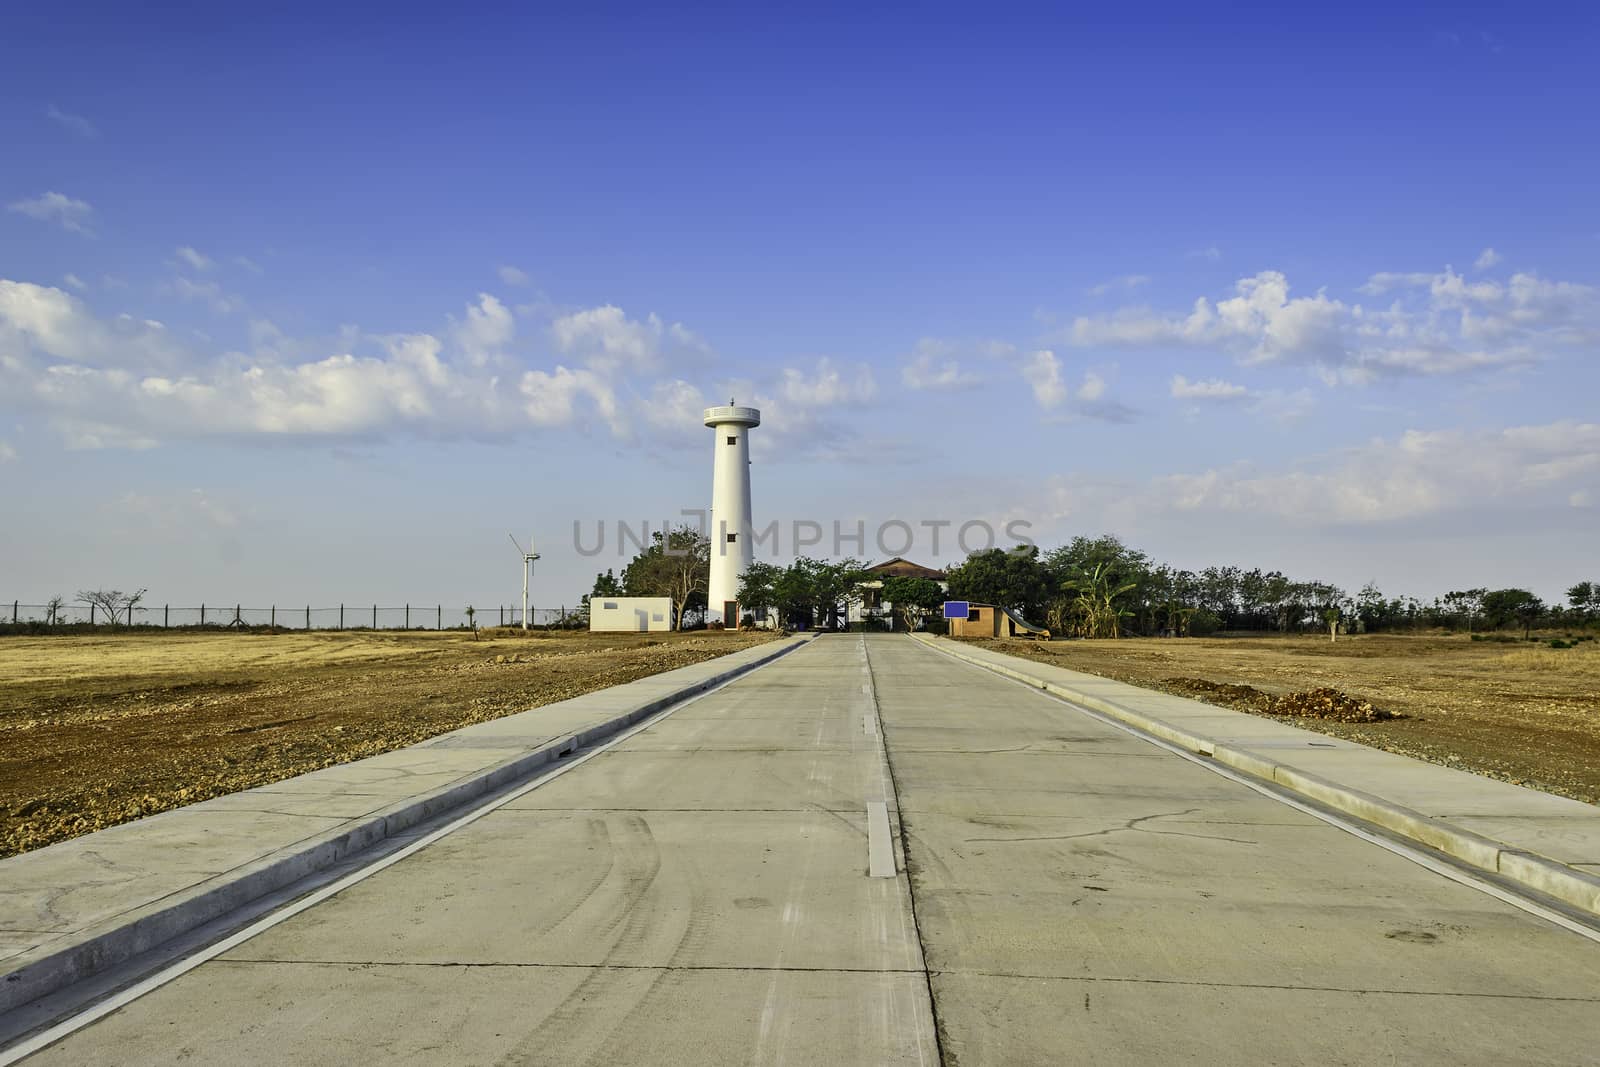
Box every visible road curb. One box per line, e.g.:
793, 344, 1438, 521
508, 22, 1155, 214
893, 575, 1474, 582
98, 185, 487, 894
0, 634, 811, 1018
911, 633, 1600, 919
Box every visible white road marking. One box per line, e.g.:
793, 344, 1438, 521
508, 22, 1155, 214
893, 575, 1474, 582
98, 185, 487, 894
859, 638, 935, 1067
866, 801, 896, 878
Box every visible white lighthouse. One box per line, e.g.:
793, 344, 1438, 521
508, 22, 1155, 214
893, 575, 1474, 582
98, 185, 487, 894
704, 401, 760, 625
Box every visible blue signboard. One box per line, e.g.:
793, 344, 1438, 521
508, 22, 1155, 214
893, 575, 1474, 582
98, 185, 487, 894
943, 601, 969, 619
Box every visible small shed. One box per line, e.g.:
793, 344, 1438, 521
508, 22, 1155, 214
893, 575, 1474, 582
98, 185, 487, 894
946, 602, 1050, 640
589, 596, 674, 632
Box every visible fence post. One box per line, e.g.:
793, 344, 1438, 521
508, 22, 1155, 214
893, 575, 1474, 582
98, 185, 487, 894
90, 604, 96, 625
11, 601, 16, 623
499, 605, 504, 627
405, 604, 410, 630
200, 604, 205, 626
271, 605, 276, 628
306, 605, 310, 629
437, 604, 441, 630
236, 604, 241, 627
372, 604, 377, 629
164, 604, 169, 628
340, 604, 344, 629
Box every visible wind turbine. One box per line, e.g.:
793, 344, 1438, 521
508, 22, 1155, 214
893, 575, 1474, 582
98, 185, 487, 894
510, 532, 540, 631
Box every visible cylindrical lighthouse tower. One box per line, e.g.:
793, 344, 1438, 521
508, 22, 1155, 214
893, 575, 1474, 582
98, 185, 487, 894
704, 401, 760, 626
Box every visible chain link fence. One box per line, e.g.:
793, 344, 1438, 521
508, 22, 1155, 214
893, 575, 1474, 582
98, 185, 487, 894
0, 600, 579, 630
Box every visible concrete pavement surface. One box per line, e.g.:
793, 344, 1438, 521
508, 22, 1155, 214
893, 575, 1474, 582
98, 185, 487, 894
0, 636, 808, 1017
13, 635, 1600, 1065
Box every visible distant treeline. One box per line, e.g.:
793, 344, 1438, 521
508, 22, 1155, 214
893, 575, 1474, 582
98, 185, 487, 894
944, 536, 1599, 638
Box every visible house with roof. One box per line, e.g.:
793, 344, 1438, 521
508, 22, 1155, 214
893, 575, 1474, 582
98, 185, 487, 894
849, 557, 949, 629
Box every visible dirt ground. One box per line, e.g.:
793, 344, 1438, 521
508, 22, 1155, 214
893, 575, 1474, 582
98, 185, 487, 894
958, 632, 1600, 806
0, 628, 779, 858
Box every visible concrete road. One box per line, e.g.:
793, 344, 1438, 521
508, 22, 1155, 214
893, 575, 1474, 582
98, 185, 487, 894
22, 636, 1600, 1065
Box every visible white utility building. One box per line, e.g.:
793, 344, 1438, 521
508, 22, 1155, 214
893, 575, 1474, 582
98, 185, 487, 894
704, 401, 760, 625
589, 596, 675, 632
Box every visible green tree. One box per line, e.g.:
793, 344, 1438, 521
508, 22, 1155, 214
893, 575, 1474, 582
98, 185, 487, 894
1568, 581, 1597, 622
622, 525, 711, 629
1441, 588, 1488, 632
736, 561, 783, 627
945, 546, 1050, 621
1063, 562, 1140, 638
809, 557, 869, 630
1482, 588, 1545, 638
748, 557, 870, 630
880, 575, 944, 632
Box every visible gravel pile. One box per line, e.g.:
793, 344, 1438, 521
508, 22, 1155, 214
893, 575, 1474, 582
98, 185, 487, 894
1165, 676, 1396, 722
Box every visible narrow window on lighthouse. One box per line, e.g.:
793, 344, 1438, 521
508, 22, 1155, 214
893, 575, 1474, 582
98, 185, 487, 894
726, 436, 737, 444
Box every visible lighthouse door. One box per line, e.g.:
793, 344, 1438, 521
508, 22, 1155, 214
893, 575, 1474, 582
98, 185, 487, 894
724, 600, 738, 627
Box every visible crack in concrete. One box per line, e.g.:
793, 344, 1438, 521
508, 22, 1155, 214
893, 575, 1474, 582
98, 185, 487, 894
963, 807, 1261, 846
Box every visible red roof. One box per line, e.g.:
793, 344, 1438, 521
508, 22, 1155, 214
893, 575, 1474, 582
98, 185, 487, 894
864, 557, 947, 581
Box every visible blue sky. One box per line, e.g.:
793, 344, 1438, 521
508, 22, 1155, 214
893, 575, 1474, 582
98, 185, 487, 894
3, 3, 1597, 610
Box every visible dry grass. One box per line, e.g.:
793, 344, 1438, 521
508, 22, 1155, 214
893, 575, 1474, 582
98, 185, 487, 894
1497, 645, 1600, 675
959, 632, 1600, 805
0, 628, 780, 857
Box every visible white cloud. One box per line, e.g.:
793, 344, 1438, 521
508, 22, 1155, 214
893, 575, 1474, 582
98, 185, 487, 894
1188, 246, 1223, 262
173, 277, 240, 315
7, 192, 94, 235
62, 273, 87, 291
1088, 274, 1150, 297
0, 441, 15, 463
779, 358, 878, 407
45, 105, 97, 138
1474, 247, 1502, 271
550, 304, 708, 372
1018, 351, 1131, 421
634, 378, 709, 450
1070, 266, 1596, 383
1358, 271, 1436, 296
1022, 349, 1067, 409
498, 265, 531, 286
234, 256, 263, 275
0, 280, 178, 367
1170, 374, 1249, 400
1571, 489, 1594, 508
901, 346, 981, 391
175, 246, 213, 271
1155, 421, 1600, 524
519, 365, 619, 429
0, 276, 653, 448
1169, 375, 1312, 424
453, 293, 514, 363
